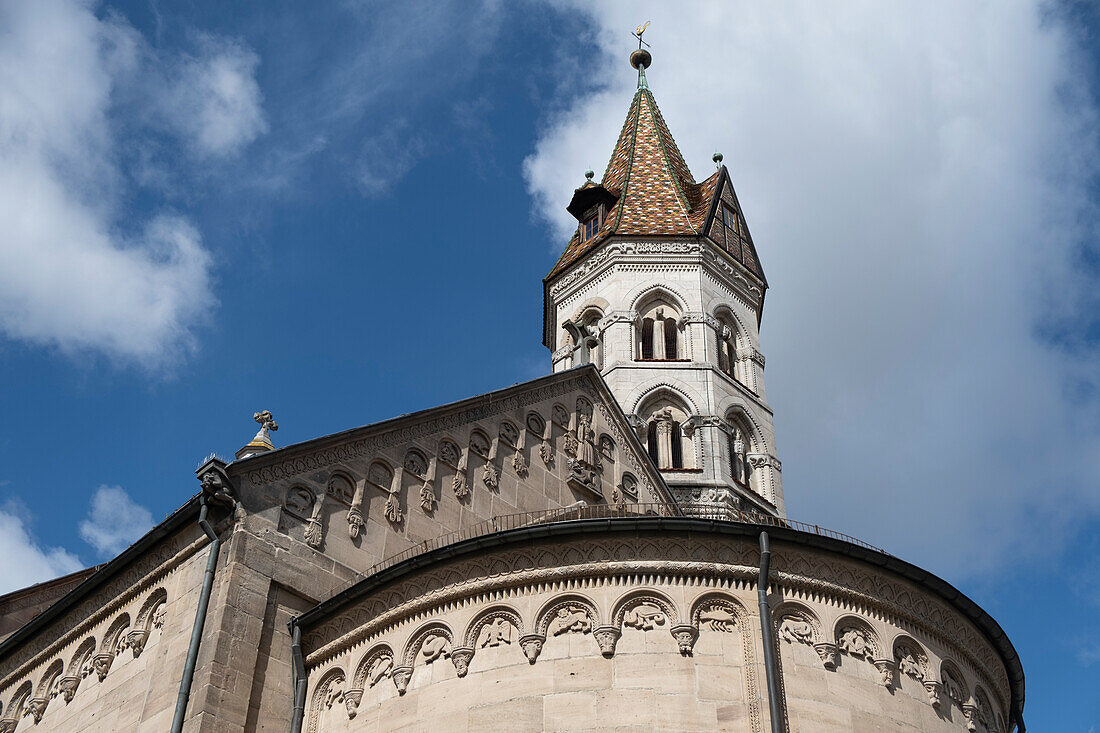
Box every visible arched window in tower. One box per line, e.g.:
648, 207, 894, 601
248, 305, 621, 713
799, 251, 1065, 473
722, 205, 741, 252
638, 396, 694, 470
715, 314, 740, 383
637, 302, 681, 361
726, 416, 763, 496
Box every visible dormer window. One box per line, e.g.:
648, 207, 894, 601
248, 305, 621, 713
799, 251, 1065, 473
722, 205, 740, 245
581, 212, 600, 242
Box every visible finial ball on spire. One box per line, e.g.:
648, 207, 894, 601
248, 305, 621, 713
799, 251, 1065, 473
713, 151, 724, 164
584, 169, 594, 181
630, 48, 652, 70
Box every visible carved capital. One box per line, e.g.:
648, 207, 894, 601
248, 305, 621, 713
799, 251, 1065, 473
342, 688, 362, 718
519, 634, 544, 664
452, 472, 469, 499
25, 698, 47, 723
304, 517, 323, 548
347, 507, 364, 538
962, 704, 979, 731
593, 626, 621, 658
669, 624, 698, 656
0, 720, 16, 733
923, 680, 943, 709
813, 642, 839, 670
392, 666, 412, 695
58, 675, 80, 703
874, 658, 898, 689
128, 629, 149, 658
92, 652, 113, 681
451, 647, 474, 678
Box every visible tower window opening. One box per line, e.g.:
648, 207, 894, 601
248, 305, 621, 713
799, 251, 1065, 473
663, 318, 678, 360
641, 318, 655, 359
722, 205, 740, 249
640, 402, 693, 470
637, 304, 681, 361
581, 212, 600, 242
670, 421, 684, 468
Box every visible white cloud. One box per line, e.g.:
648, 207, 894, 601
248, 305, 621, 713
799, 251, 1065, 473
159, 38, 267, 158
79, 485, 154, 558
527, 2, 1100, 577
0, 506, 83, 595
0, 0, 264, 367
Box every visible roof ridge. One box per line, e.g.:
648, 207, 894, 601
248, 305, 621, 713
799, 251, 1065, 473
639, 89, 697, 232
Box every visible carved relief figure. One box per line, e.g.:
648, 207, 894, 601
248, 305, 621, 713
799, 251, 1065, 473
623, 603, 666, 631
778, 615, 814, 645
548, 606, 591, 636
326, 474, 354, 505
420, 634, 451, 663
404, 450, 428, 477
367, 656, 393, 687
476, 617, 514, 648
552, 404, 570, 427
439, 440, 461, 467
284, 487, 314, 517
481, 462, 500, 491
942, 665, 964, 705
469, 431, 490, 458
499, 422, 518, 447
837, 626, 872, 658
599, 434, 615, 462
698, 607, 738, 633
894, 642, 925, 679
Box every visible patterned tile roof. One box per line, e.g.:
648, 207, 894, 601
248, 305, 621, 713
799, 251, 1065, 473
546, 87, 724, 279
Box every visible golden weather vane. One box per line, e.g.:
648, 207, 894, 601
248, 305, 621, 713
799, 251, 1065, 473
633, 21, 651, 49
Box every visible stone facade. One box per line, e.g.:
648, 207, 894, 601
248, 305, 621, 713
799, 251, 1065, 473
0, 49, 1024, 733
297, 524, 1014, 733
545, 231, 782, 516
0, 369, 671, 731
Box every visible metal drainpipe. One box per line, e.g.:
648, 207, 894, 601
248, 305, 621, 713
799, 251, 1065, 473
289, 621, 307, 733
170, 495, 221, 733
758, 531, 785, 733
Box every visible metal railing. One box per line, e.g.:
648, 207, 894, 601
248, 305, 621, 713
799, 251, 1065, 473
350, 502, 888, 588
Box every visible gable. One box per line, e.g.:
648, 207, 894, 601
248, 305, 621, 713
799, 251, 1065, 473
229, 367, 671, 574
704, 169, 767, 287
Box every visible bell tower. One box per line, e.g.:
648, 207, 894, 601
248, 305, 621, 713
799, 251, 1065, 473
542, 47, 783, 517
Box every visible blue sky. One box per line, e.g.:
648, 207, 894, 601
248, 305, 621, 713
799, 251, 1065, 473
1, 1, 1098, 728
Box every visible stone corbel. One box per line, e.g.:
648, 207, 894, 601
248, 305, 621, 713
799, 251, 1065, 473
923, 680, 943, 708
391, 667, 412, 695
450, 647, 474, 678
419, 457, 438, 513
303, 491, 325, 548
347, 478, 366, 538
384, 468, 404, 524
670, 624, 698, 656
128, 628, 150, 658
481, 435, 501, 491
814, 642, 838, 670
342, 688, 363, 718
593, 626, 620, 658
962, 703, 979, 731
511, 428, 529, 478
91, 652, 113, 681
873, 658, 898, 690
25, 698, 47, 723
519, 634, 544, 664
58, 676, 80, 703
453, 444, 470, 499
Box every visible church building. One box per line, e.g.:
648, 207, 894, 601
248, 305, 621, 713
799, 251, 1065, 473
0, 47, 1024, 733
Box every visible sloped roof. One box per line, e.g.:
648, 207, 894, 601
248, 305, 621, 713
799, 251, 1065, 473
545, 83, 762, 286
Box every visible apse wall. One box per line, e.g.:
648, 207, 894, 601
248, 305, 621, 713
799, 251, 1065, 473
299, 524, 1015, 733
